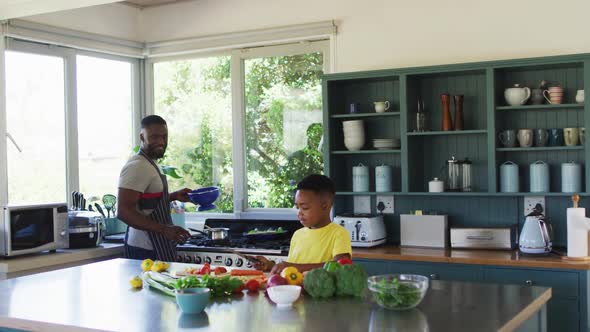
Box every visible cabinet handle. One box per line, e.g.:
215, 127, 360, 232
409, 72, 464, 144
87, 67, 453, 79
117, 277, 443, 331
525, 280, 533, 286
430, 273, 439, 280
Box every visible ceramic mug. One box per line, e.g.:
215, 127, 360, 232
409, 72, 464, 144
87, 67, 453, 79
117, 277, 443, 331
543, 86, 564, 104
548, 128, 564, 146
374, 101, 390, 113
564, 127, 579, 146
517, 129, 533, 147
534, 129, 549, 147
580, 127, 586, 145
530, 89, 545, 105
576, 90, 584, 104
498, 130, 517, 147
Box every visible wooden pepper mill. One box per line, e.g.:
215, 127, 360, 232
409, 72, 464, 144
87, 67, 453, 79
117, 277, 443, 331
453, 95, 464, 130
440, 93, 453, 131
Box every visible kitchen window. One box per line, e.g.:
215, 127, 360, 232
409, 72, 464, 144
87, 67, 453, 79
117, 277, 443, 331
153, 56, 234, 213
4, 50, 67, 204
148, 41, 329, 215
1, 39, 141, 207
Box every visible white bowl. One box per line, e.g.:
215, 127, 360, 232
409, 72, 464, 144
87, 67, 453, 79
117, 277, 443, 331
267, 285, 301, 307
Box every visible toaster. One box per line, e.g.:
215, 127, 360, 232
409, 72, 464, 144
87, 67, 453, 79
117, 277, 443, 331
333, 214, 386, 247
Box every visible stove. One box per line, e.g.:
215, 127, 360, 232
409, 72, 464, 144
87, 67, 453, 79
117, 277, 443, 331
176, 218, 301, 268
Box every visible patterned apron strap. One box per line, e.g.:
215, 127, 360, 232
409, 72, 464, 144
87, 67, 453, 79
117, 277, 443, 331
138, 150, 178, 262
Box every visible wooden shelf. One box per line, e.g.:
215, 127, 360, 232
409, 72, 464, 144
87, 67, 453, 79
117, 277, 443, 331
407, 129, 487, 136
332, 149, 401, 155
401, 192, 494, 196
496, 146, 584, 152
496, 104, 583, 111
331, 112, 400, 119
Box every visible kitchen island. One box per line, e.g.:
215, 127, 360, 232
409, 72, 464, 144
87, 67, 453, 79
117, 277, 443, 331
0, 258, 550, 332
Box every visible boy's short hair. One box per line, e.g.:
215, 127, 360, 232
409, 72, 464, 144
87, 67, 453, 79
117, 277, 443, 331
296, 174, 336, 197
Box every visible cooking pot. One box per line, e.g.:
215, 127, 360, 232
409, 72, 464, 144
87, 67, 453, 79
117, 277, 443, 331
189, 227, 229, 240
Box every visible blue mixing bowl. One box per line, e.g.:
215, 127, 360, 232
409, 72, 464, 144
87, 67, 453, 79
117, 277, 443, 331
175, 288, 210, 314
187, 187, 220, 211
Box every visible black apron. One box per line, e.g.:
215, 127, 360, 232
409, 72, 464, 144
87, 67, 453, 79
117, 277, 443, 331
124, 150, 178, 262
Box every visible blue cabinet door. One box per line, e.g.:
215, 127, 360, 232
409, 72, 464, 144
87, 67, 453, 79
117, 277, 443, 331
482, 267, 579, 299
354, 259, 479, 281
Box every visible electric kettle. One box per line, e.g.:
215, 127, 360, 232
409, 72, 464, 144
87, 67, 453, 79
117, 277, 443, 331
519, 204, 552, 255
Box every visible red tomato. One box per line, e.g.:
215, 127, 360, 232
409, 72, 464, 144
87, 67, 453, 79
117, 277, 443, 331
233, 284, 245, 293
199, 263, 211, 275
245, 279, 260, 292
337, 258, 353, 265
214, 266, 227, 274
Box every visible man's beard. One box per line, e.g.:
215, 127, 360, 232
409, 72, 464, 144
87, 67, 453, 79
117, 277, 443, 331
147, 145, 166, 159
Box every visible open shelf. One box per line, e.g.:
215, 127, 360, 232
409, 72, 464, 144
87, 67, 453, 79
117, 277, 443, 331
496, 104, 583, 111
331, 112, 400, 119
336, 191, 401, 196
332, 149, 401, 155
496, 146, 584, 152
407, 129, 487, 136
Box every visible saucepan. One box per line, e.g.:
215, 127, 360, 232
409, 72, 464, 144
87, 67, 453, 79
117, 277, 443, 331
189, 227, 229, 241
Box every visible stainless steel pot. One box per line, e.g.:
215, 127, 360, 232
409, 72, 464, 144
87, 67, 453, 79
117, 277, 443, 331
189, 227, 229, 240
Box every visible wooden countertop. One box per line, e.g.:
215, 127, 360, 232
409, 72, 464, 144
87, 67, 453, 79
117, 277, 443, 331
353, 245, 590, 270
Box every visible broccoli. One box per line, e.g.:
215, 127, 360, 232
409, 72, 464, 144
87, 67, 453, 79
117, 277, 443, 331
303, 268, 336, 298
333, 264, 368, 297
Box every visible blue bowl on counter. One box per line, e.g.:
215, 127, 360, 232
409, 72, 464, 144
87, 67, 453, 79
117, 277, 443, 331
175, 288, 210, 314
187, 187, 220, 211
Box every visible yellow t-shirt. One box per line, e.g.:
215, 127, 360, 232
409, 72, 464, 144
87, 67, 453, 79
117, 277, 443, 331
287, 222, 352, 264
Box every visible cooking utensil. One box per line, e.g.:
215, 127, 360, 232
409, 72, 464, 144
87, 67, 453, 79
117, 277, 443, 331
102, 194, 116, 218
242, 229, 288, 240
188, 227, 229, 241
94, 203, 106, 218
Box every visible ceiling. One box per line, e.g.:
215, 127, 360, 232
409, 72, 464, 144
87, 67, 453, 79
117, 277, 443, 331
122, 0, 194, 8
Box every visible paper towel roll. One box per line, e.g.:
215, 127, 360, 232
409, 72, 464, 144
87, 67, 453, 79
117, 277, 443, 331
567, 207, 588, 257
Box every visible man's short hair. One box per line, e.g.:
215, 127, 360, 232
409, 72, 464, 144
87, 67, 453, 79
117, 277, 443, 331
296, 174, 336, 196
141, 115, 167, 128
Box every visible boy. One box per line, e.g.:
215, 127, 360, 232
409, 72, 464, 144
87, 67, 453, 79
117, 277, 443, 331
253, 174, 352, 274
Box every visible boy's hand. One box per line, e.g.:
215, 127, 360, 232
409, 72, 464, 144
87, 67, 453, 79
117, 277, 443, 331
251, 256, 274, 272
270, 261, 289, 275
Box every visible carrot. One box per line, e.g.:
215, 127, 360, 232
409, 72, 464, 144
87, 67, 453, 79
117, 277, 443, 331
230, 269, 264, 276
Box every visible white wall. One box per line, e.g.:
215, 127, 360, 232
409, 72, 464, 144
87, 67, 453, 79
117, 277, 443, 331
0, 0, 120, 20
139, 0, 590, 73
22, 3, 141, 42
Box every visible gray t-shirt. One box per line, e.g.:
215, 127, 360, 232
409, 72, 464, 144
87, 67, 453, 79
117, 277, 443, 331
118, 154, 164, 250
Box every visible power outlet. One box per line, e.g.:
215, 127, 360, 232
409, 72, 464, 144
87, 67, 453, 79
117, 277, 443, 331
354, 196, 371, 214
524, 196, 545, 216
376, 195, 394, 214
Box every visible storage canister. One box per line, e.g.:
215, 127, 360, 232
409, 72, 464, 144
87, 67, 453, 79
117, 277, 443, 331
352, 163, 369, 192
500, 161, 519, 193
428, 177, 444, 192
530, 161, 549, 192
375, 165, 392, 192
561, 162, 582, 193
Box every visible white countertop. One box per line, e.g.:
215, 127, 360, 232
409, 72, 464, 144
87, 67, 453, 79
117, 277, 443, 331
0, 243, 124, 276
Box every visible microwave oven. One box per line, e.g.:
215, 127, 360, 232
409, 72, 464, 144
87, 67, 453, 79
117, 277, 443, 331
0, 203, 69, 257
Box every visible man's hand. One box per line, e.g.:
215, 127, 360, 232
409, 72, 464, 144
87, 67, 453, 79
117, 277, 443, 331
161, 224, 191, 243
251, 256, 275, 272
171, 188, 192, 202
270, 261, 290, 275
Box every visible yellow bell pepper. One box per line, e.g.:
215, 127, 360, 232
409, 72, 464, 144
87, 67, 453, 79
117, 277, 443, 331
129, 275, 143, 289
281, 266, 304, 286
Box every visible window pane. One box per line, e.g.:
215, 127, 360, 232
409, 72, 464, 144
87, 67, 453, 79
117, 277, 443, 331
153, 57, 233, 213
5, 51, 66, 204
245, 52, 324, 209
77, 55, 133, 200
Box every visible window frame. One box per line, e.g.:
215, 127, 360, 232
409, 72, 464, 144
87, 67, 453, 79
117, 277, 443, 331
145, 40, 330, 221
0, 38, 141, 207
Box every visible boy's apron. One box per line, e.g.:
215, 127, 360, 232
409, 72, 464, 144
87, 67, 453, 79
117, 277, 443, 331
124, 150, 177, 261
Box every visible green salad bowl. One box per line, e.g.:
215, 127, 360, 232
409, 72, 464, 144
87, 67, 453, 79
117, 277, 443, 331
367, 274, 429, 310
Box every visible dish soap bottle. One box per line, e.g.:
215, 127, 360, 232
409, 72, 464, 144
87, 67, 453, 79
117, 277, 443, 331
416, 99, 426, 132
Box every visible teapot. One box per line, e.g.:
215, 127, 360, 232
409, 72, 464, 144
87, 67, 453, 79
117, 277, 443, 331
504, 84, 531, 106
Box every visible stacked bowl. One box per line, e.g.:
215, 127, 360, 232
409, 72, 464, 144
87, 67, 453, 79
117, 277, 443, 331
343, 120, 365, 151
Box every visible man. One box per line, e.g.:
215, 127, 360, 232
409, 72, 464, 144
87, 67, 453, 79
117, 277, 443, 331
117, 115, 191, 261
